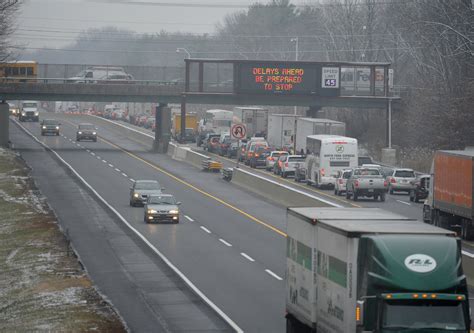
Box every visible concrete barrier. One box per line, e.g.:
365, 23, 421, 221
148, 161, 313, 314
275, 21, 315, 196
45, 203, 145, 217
184, 149, 210, 169
167, 142, 177, 158
231, 168, 342, 208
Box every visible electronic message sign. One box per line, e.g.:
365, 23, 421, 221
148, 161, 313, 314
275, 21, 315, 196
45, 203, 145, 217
237, 62, 318, 95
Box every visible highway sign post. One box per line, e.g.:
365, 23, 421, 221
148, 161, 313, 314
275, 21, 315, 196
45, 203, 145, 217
232, 124, 246, 168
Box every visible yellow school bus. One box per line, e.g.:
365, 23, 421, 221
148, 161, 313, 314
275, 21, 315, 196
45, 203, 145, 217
0, 61, 38, 82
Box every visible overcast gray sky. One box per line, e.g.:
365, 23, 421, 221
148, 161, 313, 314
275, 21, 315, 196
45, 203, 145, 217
14, 0, 308, 49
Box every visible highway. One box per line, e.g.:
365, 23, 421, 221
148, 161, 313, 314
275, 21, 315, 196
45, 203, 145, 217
12, 114, 289, 333
10, 113, 474, 331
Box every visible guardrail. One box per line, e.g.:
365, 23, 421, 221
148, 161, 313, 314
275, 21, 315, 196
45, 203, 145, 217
0, 77, 184, 86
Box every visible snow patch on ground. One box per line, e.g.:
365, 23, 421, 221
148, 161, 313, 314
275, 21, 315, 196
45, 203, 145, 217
38, 287, 84, 307
0, 189, 49, 214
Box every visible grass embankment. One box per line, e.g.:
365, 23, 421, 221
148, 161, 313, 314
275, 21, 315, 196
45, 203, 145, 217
0, 148, 126, 332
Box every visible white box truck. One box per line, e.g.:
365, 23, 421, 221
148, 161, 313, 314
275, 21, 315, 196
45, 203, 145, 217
286, 207, 470, 333
295, 118, 346, 153
267, 114, 301, 149
233, 106, 268, 138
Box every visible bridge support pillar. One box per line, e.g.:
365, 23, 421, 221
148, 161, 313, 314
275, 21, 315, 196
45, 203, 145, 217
153, 103, 171, 153
0, 102, 9, 148
306, 105, 322, 118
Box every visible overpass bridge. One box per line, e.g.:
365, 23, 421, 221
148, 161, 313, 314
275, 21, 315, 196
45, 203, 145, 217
0, 59, 400, 151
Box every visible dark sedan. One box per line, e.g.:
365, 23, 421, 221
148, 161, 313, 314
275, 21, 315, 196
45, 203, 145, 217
76, 123, 97, 142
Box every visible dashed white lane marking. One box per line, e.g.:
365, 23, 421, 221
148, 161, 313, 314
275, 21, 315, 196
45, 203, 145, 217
200, 226, 211, 234
240, 253, 255, 262
115, 168, 121, 172
184, 215, 194, 222
102, 160, 107, 163
462, 250, 474, 258
121, 173, 128, 177
396, 200, 411, 206
91, 152, 95, 156
219, 239, 232, 247
108, 164, 114, 167
96, 156, 101, 159
130, 178, 135, 182
265, 269, 283, 281
86, 149, 91, 153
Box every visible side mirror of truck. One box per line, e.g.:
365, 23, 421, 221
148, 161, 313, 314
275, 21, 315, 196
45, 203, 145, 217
356, 300, 365, 326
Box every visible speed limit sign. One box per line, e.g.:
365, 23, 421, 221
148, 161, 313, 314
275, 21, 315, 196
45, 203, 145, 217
231, 123, 247, 140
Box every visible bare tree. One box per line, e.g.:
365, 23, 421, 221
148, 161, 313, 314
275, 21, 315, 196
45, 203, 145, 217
0, 0, 20, 61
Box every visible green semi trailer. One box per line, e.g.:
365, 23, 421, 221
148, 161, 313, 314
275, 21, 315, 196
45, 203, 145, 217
286, 207, 470, 333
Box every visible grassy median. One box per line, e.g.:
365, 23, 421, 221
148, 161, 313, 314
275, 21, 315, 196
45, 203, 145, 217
0, 148, 125, 332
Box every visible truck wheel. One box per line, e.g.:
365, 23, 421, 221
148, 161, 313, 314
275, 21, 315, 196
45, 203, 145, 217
380, 192, 386, 202
334, 188, 338, 195
373, 194, 379, 201
353, 189, 358, 201
409, 191, 414, 201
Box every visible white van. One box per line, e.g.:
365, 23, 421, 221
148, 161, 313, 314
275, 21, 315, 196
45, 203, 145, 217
304, 135, 358, 188
68, 66, 132, 83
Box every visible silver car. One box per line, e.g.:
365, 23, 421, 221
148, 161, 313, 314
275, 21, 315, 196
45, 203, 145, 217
334, 169, 352, 196
387, 168, 416, 194
144, 194, 181, 223
265, 151, 288, 171
129, 180, 163, 206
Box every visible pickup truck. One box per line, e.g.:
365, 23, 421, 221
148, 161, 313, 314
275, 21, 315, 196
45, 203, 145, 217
345, 167, 388, 201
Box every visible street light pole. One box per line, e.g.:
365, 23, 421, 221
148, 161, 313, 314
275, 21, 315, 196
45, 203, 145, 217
291, 37, 299, 154
176, 48, 191, 59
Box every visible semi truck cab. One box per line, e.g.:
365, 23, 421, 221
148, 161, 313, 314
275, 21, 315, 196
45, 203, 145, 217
356, 235, 470, 332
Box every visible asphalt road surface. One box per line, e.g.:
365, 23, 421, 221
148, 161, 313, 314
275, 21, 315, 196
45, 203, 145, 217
10, 113, 474, 331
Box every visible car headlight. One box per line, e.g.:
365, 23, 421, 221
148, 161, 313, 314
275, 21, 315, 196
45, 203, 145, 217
78, 131, 82, 134
42, 126, 46, 129
34, 112, 39, 116
169, 210, 179, 214
147, 209, 157, 214
92, 132, 96, 135
21, 112, 25, 116
55, 126, 59, 130
133, 193, 139, 198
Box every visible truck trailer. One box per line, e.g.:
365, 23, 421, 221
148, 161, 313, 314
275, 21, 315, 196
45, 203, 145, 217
267, 114, 301, 150
295, 118, 346, 153
172, 113, 198, 142
423, 150, 474, 240
233, 106, 268, 138
286, 207, 470, 333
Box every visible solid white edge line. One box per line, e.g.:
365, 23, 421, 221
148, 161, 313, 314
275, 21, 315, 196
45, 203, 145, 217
184, 215, 194, 222
462, 250, 474, 258
240, 253, 255, 262
14, 120, 244, 333
200, 226, 211, 234
219, 239, 232, 247
396, 200, 411, 206
265, 269, 283, 281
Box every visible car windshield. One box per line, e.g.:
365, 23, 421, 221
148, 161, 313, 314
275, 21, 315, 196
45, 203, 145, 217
394, 170, 415, 178
42, 120, 59, 125
343, 172, 352, 179
148, 195, 176, 205
135, 181, 160, 190
79, 124, 94, 130
22, 103, 37, 108
382, 300, 466, 330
